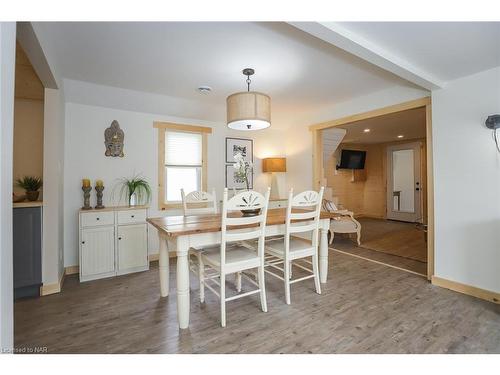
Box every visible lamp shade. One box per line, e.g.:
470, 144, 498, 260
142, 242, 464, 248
227, 91, 271, 131
262, 157, 286, 173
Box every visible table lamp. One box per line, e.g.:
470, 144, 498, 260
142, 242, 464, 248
262, 157, 286, 199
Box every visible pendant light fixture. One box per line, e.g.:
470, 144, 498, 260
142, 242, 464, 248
227, 68, 271, 131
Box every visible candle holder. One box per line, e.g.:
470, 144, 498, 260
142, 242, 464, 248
82, 186, 92, 210
95, 185, 105, 209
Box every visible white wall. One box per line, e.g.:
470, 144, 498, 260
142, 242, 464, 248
63, 101, 285, 267
0, 21, 16, 352
432, 66, 500, 293
43, 87, 66, 284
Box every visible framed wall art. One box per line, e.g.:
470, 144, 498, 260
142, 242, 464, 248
225, 137, 253, 164
225, 164, 253, 190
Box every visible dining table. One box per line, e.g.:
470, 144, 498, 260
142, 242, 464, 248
147, 208, 334, 329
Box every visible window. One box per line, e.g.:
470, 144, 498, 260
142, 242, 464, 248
155, 122, 211, 209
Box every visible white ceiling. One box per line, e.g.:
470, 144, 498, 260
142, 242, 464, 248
32, 22, 416, 123
31, 22, 499, 126
337, 22, 500, 82
339, 107, 426, 144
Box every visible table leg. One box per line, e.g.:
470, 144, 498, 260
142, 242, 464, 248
319, 226, 329, 283
158, 233, 169, 297
176, 236, 190, 329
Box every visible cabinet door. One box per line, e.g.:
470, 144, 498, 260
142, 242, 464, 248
13, 207, 42, 289
81, 226, 115, 278
117, 224, 148, 272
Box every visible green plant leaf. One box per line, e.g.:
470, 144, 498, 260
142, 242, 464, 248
16, 176, 43, 192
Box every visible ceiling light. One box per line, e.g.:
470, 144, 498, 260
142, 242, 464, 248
363, 129, 370, 133
227, 68, 271, 131
198, 86, 212, 94
397, 135, 404, 138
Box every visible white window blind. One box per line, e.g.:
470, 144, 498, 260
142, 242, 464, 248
165, 131, 202, 166
165, 131, 203, 202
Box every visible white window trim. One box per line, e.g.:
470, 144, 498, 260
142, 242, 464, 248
155, 122, 211, 210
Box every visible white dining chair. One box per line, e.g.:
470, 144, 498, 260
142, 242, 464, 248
264, 187, 324, 304
181, 188, 218, 216
197, 187, 271, 327
181, 188, 218, 301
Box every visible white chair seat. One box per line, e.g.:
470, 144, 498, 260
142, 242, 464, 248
201, 245, 260, 273
331, 216, 359, 231
265, 236, 315, 259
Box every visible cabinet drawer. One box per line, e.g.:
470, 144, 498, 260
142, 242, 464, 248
81, 211, 114, 227
117, 209, 147, 225
269, 200, 287, 209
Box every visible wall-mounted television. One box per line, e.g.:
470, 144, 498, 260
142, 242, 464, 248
337, 149, 366, 170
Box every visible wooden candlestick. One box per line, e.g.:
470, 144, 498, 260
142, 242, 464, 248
82, 186, 92, 210
95, 185, 105, 209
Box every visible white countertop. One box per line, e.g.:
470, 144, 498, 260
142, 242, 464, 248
13, 201, 43, 208
79, 205, 149, 213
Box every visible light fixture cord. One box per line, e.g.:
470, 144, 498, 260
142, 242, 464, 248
246, 75, 251, 92
494, 128, 500, 153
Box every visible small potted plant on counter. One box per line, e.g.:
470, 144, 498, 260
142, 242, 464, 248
115, 174, 152, 206
16, 176, 43, 202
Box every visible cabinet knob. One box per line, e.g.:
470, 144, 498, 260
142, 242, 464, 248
82, 241, 85, 244
131, 215, 135, 218
118, 237, 122, 240
96, 217, 100, 221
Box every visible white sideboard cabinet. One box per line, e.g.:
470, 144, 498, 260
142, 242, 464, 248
268, 198, 288, 209
79, 206, 149, 282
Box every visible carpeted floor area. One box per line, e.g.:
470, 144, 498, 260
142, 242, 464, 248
358, 218, 427, 262
331, 217, 427, 275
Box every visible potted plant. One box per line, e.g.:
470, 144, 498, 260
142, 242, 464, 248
16, 176, 43, 201
233, 152, 253, 190
115, 174, 152, 206
233, 153, 260, 216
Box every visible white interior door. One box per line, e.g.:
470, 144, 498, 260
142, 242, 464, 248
386, 142, 422, 222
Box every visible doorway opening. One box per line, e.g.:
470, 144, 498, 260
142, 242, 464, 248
312, 98, 433, 278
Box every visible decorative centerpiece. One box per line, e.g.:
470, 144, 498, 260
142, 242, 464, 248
16, 176, 43, 202
115, 174, 152, 206
233, 153, 259, 216
82, 178, 92, 210
95, 180, 105, 209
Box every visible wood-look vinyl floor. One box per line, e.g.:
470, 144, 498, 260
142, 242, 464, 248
14, 252, 500, 354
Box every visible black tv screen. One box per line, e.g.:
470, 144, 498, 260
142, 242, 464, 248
337, 149, 366, 169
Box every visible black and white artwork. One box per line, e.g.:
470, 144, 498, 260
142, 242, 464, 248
225, 137, 253, 163
225, 164, 253, 190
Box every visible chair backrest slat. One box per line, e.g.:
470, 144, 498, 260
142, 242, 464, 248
220, 188, 271, 269
225, 229, 263, 242
288, 221, 317, 234
181, 189, 217, 216
284, 187, 324, 254
225, 215, 263, 226
290, 211, 317, 221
